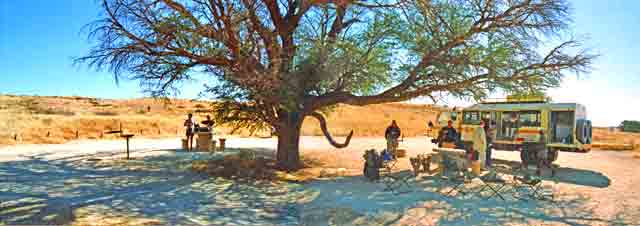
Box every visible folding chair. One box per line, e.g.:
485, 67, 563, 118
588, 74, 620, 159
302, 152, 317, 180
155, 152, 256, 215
380, 171, 413, 195
511, 173, 554, 201
477, 171, 509, 201
438, 154, 474, 198
379, 150, 412, 195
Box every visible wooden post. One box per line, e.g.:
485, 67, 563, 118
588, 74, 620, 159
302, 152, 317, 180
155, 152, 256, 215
76, 130, 79, 139
126, 137, 130, 160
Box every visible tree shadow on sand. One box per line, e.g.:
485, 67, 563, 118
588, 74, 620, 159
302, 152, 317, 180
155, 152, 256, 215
491, 159, 611, 188
0, 148, 624, 225
0, 149, 305, 225
298, 165, 629, 226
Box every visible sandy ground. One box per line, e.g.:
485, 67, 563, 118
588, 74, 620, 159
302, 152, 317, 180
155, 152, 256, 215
1, 136, 639, 225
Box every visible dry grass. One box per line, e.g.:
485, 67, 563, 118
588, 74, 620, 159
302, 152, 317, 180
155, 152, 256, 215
593, 127, 640, 151
0, 95, 438, 145
2, 94, 638, 151
301, 103, 439, 137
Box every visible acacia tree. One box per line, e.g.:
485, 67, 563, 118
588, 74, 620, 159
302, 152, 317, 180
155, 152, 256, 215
79, 0, 594, 170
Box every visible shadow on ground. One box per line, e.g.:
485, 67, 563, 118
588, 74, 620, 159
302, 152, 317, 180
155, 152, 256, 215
0, 149, 631, 226
299, 168, 631, 226
491, 159, 611, 188
0, 148, 303, 225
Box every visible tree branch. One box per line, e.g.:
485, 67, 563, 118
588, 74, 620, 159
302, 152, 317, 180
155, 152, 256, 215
309, 111, 353, 148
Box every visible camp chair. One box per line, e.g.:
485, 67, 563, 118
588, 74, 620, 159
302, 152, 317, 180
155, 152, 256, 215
477, 170, 509, 201
379, 171, 413, 195
381, 149, 397, 171
377, 150, 412, 194
511, 171, 554, 202
437, 154, 474, 198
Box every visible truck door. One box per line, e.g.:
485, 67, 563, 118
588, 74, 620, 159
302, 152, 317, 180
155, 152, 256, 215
550, 111, 575, 144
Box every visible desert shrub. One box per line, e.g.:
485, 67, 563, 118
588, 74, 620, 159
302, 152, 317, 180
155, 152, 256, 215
194, 109, 210, 113
29, 106, 75, 116
94, 111, 119, 116
194, 103, 205, 109
136, 109, 147, 114
620, 120, 640, 133
42, 118, 54, 125
95, 103, 113, 108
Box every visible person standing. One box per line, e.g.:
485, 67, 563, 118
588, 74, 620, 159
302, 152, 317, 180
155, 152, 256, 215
483, 119, 493, 168
385, 120, 402, 157
202, 115, 214, 132
473, 120, 488, 169
184, 113, 196, 150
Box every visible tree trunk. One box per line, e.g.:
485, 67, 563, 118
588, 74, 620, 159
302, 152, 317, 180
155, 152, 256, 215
276, 111, 303, 171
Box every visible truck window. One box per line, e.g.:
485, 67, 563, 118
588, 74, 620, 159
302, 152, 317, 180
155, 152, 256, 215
519, 111, 541, 127
500, 112, 519, 139
463, 111, 481, 125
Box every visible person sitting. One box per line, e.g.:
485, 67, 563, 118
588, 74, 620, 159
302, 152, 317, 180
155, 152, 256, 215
435, 120, 459, 148
385, 120, 402, 157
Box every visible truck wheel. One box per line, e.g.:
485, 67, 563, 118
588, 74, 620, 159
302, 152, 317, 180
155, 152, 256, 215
519, 146, 534, 166
547, 148, 559, 163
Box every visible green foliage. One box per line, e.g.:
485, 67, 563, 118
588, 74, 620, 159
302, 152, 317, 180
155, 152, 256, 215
620, 121, 640, 133
80, 0, 594, 139
209, 100, 272, 136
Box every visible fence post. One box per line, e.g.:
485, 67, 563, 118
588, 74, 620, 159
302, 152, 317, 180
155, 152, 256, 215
76, 130, 79, 139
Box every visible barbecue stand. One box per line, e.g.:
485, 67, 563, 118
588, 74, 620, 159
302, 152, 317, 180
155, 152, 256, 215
105, 130, 135, 160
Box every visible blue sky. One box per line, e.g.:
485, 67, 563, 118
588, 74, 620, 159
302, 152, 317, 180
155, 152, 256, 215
1, 0, 638, 126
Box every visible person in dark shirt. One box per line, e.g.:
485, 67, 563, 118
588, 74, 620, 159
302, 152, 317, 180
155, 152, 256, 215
201, 115, 214, 132
440, 120, 459, 143
385, 120, 402, 157
483, 119, 493, 168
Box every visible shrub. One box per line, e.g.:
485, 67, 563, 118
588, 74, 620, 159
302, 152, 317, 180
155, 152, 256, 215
28, 105, 75, 116
620, 120, 640, 133
94, 111, 119, 116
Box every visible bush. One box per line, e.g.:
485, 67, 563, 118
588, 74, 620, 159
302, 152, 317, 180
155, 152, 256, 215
29, 106, 75, 116
194, 109, 210, 113
94, 111, 119, 116
621, 120, 640, 133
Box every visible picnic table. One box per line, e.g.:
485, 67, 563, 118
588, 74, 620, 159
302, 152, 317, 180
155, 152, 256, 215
105, 130, 134, 159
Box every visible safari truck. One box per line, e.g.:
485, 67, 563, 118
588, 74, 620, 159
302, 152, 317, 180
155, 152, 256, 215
433, 95, 592, 164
